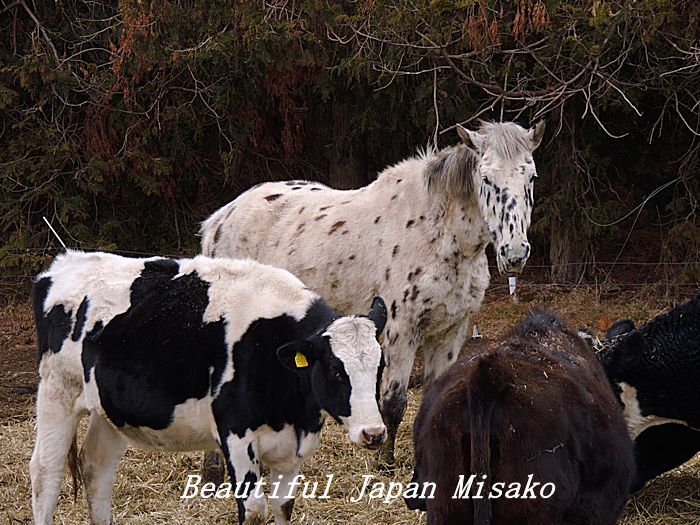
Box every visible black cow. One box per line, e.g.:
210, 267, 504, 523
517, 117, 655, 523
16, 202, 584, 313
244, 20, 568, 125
30, 251, 387, 525
596, 293, 700, 491
406, 310, 633, 525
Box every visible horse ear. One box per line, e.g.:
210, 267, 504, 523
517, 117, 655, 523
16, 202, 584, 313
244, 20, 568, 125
528, 120, 546, 151
457, 125, 483, 151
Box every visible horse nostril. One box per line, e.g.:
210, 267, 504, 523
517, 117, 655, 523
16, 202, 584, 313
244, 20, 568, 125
507, 256, 524, 269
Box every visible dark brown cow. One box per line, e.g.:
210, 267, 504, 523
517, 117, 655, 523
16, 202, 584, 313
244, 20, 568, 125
405, 310, 634, 525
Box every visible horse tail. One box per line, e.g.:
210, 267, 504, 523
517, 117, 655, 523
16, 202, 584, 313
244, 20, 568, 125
467, 352, 503, 525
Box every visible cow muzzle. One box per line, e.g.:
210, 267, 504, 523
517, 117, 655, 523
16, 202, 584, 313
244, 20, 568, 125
360, 426, 387, 450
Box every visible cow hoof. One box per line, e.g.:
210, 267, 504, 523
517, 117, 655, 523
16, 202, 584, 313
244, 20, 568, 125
375, 448, 396, 472
199, 450, 225, 485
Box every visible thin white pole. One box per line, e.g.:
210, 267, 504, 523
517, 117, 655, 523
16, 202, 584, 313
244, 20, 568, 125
42, 216, 67, 250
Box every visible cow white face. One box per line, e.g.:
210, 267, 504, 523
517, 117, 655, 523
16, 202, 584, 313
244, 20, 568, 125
277, 297, 387, 449
458, 121, 545, 275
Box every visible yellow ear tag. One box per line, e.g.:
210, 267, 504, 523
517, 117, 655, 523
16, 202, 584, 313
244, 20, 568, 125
295, 351, 309, 368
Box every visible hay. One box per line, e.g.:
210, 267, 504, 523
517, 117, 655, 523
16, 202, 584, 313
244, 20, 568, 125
2, 396, 698, 524
2, 288, 699, 524
0, 393, 427, 524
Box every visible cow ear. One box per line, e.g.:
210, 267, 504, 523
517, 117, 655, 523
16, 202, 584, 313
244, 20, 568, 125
457, 125, 484, 151
368, 296, 387, 336
603, 329, 645, 374
605, 319, 636, 340
277, 340, 317, 372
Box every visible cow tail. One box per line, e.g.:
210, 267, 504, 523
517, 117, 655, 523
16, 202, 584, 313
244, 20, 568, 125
468, 354, 502, 525
67, 432, 82, 500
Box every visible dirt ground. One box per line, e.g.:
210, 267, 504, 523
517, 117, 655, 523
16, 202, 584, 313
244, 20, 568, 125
1, 284, 698, 523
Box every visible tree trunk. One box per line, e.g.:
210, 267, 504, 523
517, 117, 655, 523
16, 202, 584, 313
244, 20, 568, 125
328, 97, 368, 189
549, 221, 591, 284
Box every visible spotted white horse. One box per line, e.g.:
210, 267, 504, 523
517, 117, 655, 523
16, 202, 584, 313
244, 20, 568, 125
201, 120, 545, 464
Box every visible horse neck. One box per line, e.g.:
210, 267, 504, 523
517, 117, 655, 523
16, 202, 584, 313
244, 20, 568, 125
420, 160, 489, 258
371, 153, 488, 257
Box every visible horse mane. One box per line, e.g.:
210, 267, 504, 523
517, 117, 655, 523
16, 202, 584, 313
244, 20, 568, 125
423, 121, 532, 197
424, 145, 477, 197
478, 121, 532, 161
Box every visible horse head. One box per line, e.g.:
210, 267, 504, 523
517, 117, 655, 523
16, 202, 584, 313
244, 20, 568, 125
457, 120, 545, 275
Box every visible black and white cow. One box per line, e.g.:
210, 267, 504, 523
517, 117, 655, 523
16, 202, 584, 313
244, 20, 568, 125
595, 294, 700, 491
30, 251, 387, 525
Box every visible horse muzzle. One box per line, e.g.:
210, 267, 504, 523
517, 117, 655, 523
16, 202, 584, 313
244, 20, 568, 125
497, 241, 531, 274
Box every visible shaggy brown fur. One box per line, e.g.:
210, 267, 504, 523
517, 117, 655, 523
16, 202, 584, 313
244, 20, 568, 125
407, 309, 634, 525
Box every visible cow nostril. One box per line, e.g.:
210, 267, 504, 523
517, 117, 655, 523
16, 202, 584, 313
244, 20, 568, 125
363, 428, 386, 444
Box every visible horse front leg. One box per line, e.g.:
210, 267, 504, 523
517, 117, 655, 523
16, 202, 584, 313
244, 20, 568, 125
423, 318, 470, 384
378, 324, 418, 467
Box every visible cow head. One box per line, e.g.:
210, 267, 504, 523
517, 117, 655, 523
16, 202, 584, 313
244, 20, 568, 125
277, 297, 387, 449
457, 120, 545, 275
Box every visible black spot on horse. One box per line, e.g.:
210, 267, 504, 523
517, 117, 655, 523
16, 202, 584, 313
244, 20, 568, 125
392, 245, 400, 257
264, 194, 282, 202
391, 301, 397, 320
374, 216, 381, 224
406, 219, 415, 228
329, 221, 346, 235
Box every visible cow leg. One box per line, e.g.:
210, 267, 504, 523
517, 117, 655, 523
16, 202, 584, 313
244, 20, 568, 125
81, 413, 128, 525
200, 450, 225, 485
378, 338, 417, 466
220, 431, 267, 525
269, 467, 300, 525
30, 378, 82, 525
423, 319, 469, 384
